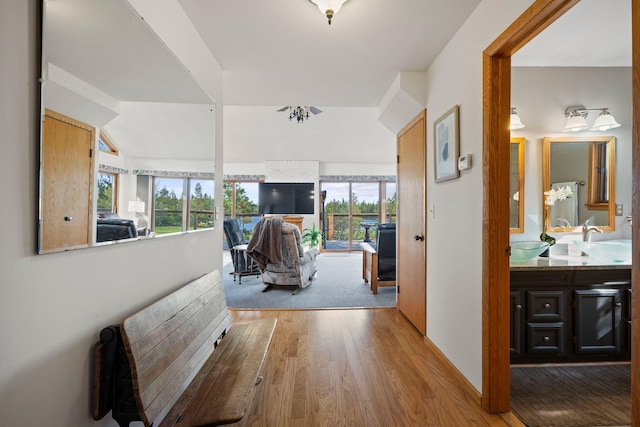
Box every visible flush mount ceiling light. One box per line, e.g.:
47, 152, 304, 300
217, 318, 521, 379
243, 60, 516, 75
277, 106, 323, 123
510, 107, 525, 130
562, 105, 620, 132
308, 0, 350, 25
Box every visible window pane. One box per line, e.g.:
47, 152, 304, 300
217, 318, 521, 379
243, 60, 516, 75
322, 182, 350, 250
234, 182, 260, 240
154, 178, 184, 234
351, 182, 379, 249
223, 182, 233, 218
385, 182, 397, 223
189, 179, 214, 230
97, 172, 115, 213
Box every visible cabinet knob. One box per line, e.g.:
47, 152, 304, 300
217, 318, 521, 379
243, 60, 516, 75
543, 303, 551, 309
515, 304, 522, 310
543, 336, 550, 342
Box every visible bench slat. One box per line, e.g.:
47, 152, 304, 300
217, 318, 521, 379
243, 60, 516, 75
122, 271, 230, 426
159, 318, 277, 427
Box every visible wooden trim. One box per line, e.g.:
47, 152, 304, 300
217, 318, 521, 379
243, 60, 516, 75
510, 138, 525, 234
632, 1, 640, 423
98, 130, 119, 155
542, 136, 616, 232
398, 108, 426, 138
482, 0, 581, 414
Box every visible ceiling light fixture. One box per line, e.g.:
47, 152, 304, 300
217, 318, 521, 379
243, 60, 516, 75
562, 105, 620, 132
510, 107, 525, 130
308, 0, 350, 25
277, 106, 323, 123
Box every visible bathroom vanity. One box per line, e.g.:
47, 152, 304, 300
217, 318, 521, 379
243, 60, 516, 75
510, 257, 631, 364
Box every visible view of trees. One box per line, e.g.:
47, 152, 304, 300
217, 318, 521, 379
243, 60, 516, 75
155, 179, 214, 233
97, 173, 114, 211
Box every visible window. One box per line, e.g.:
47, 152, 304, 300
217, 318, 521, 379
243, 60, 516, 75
98, 130, 119, 155
223, 180, 260, 241
320, 179, 395, 251
153, 177, 214, 235
97, 171, 118, 213
189, 179, 215, 230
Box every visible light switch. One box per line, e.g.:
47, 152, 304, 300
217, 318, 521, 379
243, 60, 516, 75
428, 204, 435, 219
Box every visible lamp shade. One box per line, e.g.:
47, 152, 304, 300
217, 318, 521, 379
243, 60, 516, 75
591, 110, 620, 131
562, 114, 589, 132
128, 201, 145, 213
510, 108, 525, 130
309, 0, 349, 24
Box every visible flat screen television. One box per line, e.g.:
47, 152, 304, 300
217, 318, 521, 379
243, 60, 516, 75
258, 182, 315, 215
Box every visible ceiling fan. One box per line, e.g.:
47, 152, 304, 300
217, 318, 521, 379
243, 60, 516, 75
277, 106, 323, 123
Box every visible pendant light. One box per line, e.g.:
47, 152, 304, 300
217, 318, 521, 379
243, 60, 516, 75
510, 107, 525, 130
308, 0, 350, 25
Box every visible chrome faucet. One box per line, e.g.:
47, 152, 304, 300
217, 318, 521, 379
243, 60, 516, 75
582, 220, 603, 242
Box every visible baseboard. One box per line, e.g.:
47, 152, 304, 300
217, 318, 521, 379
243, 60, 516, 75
422, 336, 525, 427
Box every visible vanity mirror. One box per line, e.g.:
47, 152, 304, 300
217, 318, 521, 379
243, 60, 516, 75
39, 0, 215, 254
510, 137, 525, 233
542, 136, 615, 233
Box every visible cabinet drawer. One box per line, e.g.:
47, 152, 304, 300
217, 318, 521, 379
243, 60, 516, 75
573, 269, 631, 286
527, 290, 564, 322
527, 322, 564, 354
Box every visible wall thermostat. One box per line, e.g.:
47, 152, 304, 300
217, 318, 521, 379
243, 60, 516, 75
458, 154, 472, 171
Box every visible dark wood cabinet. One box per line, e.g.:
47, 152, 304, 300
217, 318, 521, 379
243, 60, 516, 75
574, 289, 622, 354
510, 267, 631, 363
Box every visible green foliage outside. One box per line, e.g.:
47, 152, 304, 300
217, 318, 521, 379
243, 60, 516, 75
154, 181, 214, 234
97, 173, 114, 211
223, 182, 259, 240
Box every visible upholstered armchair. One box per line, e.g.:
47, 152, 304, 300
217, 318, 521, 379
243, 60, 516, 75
362, 222, 396, 294
247, 217, 319, 291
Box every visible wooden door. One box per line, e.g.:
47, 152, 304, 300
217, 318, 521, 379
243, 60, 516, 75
40, 110, 94, 253
396, 110, 427, 335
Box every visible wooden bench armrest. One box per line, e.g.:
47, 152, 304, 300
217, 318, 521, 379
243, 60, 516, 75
158, 318, 276, 427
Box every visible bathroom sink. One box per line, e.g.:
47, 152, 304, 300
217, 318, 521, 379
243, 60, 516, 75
572, 239, 632, 263
510, 241, 550, 262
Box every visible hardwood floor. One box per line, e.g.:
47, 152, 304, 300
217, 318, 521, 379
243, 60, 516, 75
229, 308, 524, 426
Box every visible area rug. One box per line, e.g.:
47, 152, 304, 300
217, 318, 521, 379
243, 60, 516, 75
222, 252, 396, 309
510, 363, 631, 427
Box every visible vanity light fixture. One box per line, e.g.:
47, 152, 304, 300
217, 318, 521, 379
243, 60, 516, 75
308, 0, 350, 25
510, 107, 525, 130
562, 106, 620, 132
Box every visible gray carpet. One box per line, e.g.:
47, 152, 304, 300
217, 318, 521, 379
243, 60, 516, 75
222, 252, 396, 309
510, 363, 631, 427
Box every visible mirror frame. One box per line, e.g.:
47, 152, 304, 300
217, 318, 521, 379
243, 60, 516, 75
542, 136, 616, 233
510, 137, 525, 233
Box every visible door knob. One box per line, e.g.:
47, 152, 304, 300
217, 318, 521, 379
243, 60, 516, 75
64, 216, 73, 221
414, 234, 424, 241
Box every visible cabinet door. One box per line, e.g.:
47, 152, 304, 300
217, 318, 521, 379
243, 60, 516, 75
574, 289, 622, 354
510, 291, 523, 356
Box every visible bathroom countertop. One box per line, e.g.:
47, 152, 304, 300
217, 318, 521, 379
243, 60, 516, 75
510, 255, 631, 271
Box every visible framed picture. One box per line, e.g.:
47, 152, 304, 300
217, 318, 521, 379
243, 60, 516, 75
433, 105, 460, 183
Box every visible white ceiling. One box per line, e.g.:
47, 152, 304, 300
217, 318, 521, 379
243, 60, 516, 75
177, 0, 482, 107
512, 0, 631, 67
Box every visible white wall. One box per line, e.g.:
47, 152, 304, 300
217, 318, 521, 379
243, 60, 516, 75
224, 106, 395, 165
0, 2, 223, 427
511, 67, 633, 242
423, 0, 534, 391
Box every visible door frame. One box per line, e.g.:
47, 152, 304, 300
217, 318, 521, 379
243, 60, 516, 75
481, 0, 640, 419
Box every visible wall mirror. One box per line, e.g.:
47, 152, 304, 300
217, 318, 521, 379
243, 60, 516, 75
542, 136, 616, 233
510, 137, 525, 233
39, 0, 215, 254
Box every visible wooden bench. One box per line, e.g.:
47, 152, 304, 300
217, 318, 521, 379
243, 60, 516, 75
92, 270, 276, 427
362, 242, 396, 295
